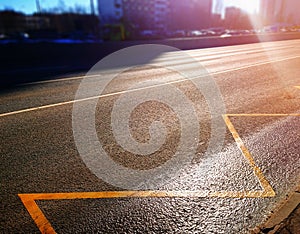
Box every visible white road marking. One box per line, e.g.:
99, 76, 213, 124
1, 54, 300, 118
19, 74, 100, 86
17, 43, 299, 86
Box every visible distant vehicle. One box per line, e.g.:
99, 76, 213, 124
188, 30, 203, 37
170, 30, 186, 37
201, 30, 216, 36
208, 27, 226, 36
220, 33, 232, 38
226, 30, 241, 36
219, 29, 253, 38
264, 23, 295, 34
253, 29, 263, 34
263, 25, 284, 33
140, 30, 155, 38
240, 30, 251, 35
9, 32, 30, 40
0, 33, 7, 39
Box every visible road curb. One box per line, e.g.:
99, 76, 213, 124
252, 185, 300, 234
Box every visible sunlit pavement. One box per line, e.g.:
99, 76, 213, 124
257, 187, 300, 233
1, 39, 300, 233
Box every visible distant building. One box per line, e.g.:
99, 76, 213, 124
153, 0, 171, 30
170, 0, 213, 30
98, 0, 214, 33
0, 11, 26, 34
211, 13, 222, 27
25, 16, 50, 30
225, 6, 241, 23
224, 6, 252, 29
98, 0, 123, 24
122, 0, 170, 31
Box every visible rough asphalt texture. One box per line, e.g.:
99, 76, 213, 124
1, 39, 300, 233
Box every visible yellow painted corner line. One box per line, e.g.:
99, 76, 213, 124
18, 191, 272, 234
19, 113, 300, 233
295, 86, 300, 89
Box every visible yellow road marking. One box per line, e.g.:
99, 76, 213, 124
295, 86, 300, 89
2, 55, 300, 118
19, 194, 56, 234
222, 114, 276, 197
18, 113, 300, 233
18, 191, 274, 234
225, 113, 300, 117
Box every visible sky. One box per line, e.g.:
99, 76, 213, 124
0, 0, 259, 15
223, 0, 260, 13
0, 0, 94, 14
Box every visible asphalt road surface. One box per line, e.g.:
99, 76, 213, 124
1, 39, 300, 233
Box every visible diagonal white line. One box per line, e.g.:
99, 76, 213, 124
17, 43, 300, 86
1, 55, 300, 118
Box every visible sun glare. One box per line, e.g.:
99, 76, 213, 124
228, 0, 260, 13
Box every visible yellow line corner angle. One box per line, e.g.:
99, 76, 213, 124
22, 113, 300, 233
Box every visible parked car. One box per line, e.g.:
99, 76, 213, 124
171, 30, 186, 37
188, 30, 203, 37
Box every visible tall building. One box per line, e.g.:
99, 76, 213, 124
153, 0, 171, 30
98, 0, 123, 24
98, 0, 214, 31
224, 6, 252, 29
122, 0, 170, 31
170, 0, 213, 30
225, 6, 241, 24
193, 0, 213, 29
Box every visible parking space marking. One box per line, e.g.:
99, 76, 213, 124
19, 113, 297, 233
223, 114, 277, 197
19, 194, 55, 234
225, 113, 300, 117
18, 191, 273, 234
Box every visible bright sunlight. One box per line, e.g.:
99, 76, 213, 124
227, 0, 260, 13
